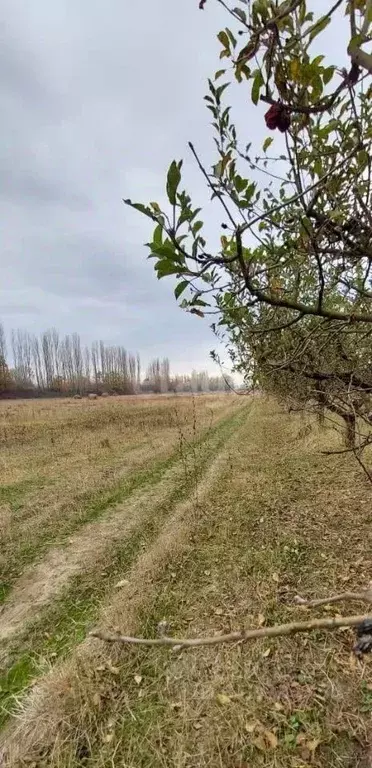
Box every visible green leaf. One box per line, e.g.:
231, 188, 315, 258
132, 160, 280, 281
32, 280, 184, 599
308, 15, 331, 43
245, 182, 256, 202
123, 200, 156, 220
217, 30, 230, 51
263, 136, 273, 152
175, 280, 189, 299
166, 161, 181, 205
233, 6, 247, 23
214, 161, 223, 179
358, 149, 369, 170
251, 70, 264, 105
192, 220, 204, 234
323, 66, 335, 85
235, 62, 251, 82
151, 243, 175, 258
299, 0, 307, 24
226, 28, 237, 48
153, 223, 163, 246
314, 158, 322, 177
155, 260, 183, 278
234, 175, 247, 193
214, 69, 226, 80
216, 83, 229, 102
300, 216, 314, 236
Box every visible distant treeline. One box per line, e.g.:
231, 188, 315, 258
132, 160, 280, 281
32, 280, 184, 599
0, 322, 232, 398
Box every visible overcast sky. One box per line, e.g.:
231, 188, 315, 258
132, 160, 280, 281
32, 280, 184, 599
0, 1, 347, 376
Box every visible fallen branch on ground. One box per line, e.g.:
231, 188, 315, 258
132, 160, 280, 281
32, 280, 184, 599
293, 589, 372, 609
91, 589, 372, 653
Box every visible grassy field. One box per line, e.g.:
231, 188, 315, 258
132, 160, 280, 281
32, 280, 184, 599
1, 393, 372, 767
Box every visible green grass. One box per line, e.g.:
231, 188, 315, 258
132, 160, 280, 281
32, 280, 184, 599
0, 478, 43, 509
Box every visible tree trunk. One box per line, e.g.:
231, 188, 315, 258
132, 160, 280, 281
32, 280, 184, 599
343, 413, 356, 448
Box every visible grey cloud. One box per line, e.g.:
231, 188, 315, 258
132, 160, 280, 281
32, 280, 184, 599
0, 37, 51, 109
0, 0, 246, 374
0, 168, 91, 209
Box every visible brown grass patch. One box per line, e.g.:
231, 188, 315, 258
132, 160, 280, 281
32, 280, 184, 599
2, 397, 372, 768
0, 394, 237, 591
0, 401, 250, 766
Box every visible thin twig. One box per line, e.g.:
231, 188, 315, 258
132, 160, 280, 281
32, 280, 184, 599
239, 145, 360, 237
321, 443, 372, 456
294, 589, 372, 609
188, 142, 237, 230
91, 613, 371, 650
352, 447, 372, 484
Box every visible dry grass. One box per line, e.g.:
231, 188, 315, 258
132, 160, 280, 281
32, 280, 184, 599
0, 394, 235, 596
1, 395, 372, 767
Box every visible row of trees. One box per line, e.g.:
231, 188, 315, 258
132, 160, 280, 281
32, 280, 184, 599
0, 322, 231, 397
130, 0, 372, 462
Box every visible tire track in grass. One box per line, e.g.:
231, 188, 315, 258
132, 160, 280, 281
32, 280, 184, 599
0, 405, 250, 732
0, 400, 241, 609
0, 401, 237, 602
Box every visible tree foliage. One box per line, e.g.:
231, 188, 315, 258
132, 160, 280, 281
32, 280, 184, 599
127, 0, 372, 453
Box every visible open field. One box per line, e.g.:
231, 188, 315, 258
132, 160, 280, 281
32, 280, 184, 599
1, 393, 372, 767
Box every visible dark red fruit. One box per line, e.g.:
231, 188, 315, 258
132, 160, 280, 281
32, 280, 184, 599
264, 103, 291, 133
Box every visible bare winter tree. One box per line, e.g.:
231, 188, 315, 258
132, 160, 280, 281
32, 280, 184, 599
11, 329, 33, 388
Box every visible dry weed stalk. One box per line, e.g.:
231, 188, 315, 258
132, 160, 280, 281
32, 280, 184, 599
91, 588, 372, 654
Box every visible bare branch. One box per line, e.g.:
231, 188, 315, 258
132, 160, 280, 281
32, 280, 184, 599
188, 142, 237, 230
294, 589, 372, 609
91, 613, 372, 650
352, 447, 372, 484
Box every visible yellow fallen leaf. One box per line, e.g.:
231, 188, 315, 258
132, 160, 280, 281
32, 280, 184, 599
257, 613, 265, 627
262, 647, 271, 658
264, 730, 278, 749
134, 674, 142, 685
108, 664, 120, 675
103, 733, 114, 743
92, 692, 101, 707
214, 607, 223, 616
252, 735, 266, 751
307, 738, 321, 753
272, 572, 279, 583
274, 701, 284, 711
193, 722, 202, 730
296, 733, 307, 746
245, 721, 257, 734
114, 579, 130, 589
216, 693, 231, 705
